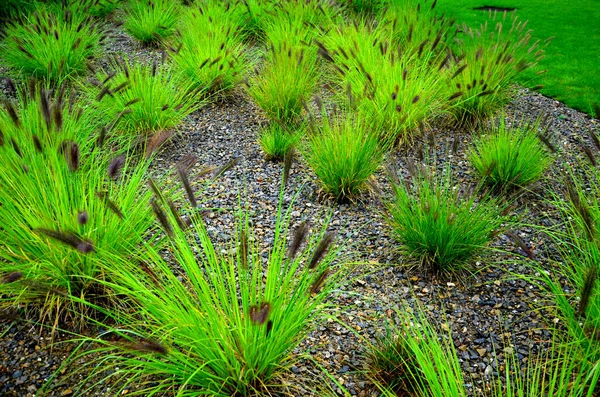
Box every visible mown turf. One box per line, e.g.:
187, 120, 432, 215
431, 0, 600, 116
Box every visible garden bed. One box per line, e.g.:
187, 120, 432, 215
1, 1, 599, 396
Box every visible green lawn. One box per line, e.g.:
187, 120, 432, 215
433, 0, 600, 115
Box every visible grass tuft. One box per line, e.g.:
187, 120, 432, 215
124, 0, 179, 45
386, 163, 505, 274
469, 115, 554, 192
305, 113, 385, 202
0, 4, 103, 83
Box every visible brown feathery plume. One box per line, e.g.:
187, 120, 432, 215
76, 239, 95, 253
266, 320, 273, 337
32, 135, 42, 152
239, 228, 248, 269
111, 81, 129, 95
145, 130, 173, 158
4, 100, 21, 127
52, 103, 63, 131
308, 232, 334, 269
536, 132, 556, 153
2, 271, 22, 284
478, 90, 495, 97
288, 221, 307, 260
95, 191, 124, 219
249, 302, 271, 325
102, 71, 116, 85
315, 40, 334, 63
176, 163, 197, 208
124, 98, 141, 107
167, 199, 186, 231
96, 126, 108, 148
65, 141, 80, 171
451, 64, 467, 79
35, 228, 94, 253
564, 176, 595, 239
178, 154, 197, 171
147, 178, 163, 200
71, 37, 82, 51
213, 157, 238, 179
96, 85, 112, 101
448, 92, 464, 101
582, 145, 597, 166
506, 231, 535, 260
57, 58, 65, 79
77, 210, 89, 225
11, 138, 22, 157
310, 269, 329, 294
587, 128, 600, 151
578, 266, 598, 318
283, 146, 295, 187
139, 261, 162, 288
151, 200, 173, 237
125, 338, 168, 355
108, 155, 126, 180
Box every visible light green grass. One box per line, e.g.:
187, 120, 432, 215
431, 0, 600, 115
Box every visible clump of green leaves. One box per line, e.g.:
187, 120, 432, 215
305, 112, 385, 201
60, 189, 347, 396
124, 0, 179, 45
469, 115, 554, 192
0, 4, 104, 83
387, 164, 505, 274
258, 122, 301, 161
365, 305, 467, 396
171, 3, 248, 100
320, 20, 446, 145
445, 12, 550, 128
0, 84, 156, 324
85, 58, 201, 147
248, 41, 319, 126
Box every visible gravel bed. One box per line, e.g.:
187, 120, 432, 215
1, 12, 599, 397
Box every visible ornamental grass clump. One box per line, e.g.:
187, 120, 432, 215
124, 0, 179, 45
248, 41, 320, 127
445, 11, 550, 128
368, 306, 599, 397
61, 188, 347, 396
170, 3, 249, 100
319, 20, 446, 145
85, 57, 201, 147
0, 4, 104, 83
258, 122, 302, 161
469, 115, 554, 192
526, 165, 600, 394
305, 112, 385, 201
0, 84, 156, 324
387, 164, 505, 274
365, 305, 467, 396
544, 166, 600, 344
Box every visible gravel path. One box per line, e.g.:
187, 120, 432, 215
1, 11, 599, 397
